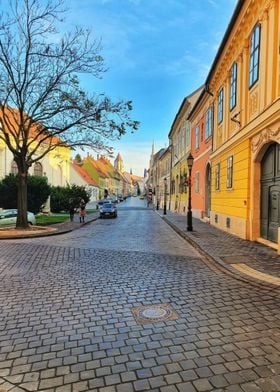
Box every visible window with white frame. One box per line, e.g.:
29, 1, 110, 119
226, 156, 233, 189
230, 62, 237, 110
195, 172, 200, 193
181, 127, 184, 156
205, 106, 213, 139
185, 122, 190, 147
11, 160, 18, 174
249, 24, 261, 88
215, 163, 220, 191
218, 88, 224, 125
195, 126, 199, 149
34, 162, 43, 176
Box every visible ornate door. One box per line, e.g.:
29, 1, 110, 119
261, 143, 280, 242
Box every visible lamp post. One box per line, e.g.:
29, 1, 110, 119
156, 185, 159, 210
187, 153, 194, 231
163, 177, 167, 215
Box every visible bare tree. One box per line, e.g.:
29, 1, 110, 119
0, 0, 139, 228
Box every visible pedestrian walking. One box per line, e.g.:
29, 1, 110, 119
79, 199, 86, 223
68, 198, 76, 222
69, 205, 75, 222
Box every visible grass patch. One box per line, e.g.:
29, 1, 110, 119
36, 214, 70, 225
36, 209, 97, 225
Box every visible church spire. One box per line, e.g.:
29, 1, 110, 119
114, 152, 124, 173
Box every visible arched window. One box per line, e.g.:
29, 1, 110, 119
34, 162, 43, 176
11, 160, 18, 174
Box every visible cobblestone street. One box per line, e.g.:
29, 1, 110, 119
0, 199, 280, 391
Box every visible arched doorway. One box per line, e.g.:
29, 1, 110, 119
205, 163, 211, 218
260, 143, 280, 242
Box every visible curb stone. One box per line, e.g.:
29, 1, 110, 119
161, 214, 280, 294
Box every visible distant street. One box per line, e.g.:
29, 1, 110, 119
0, 197, 279, 392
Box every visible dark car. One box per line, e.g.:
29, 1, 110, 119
99, 202, 117, 218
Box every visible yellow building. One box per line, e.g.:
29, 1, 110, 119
168, 87, 202, 213
206, 0, 280, 247
158, 147, 171, 210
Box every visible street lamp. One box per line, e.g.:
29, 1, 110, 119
187, 153, 194, 231
163, 177, 167, 215
156, 185, 159, 210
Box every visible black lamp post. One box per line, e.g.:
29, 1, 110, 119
156, 185, 159, 210
187, 153, 194, 231
163, 177, 167, 215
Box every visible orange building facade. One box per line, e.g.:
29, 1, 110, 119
189, 91, 213, 219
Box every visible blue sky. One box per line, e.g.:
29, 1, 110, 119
9, 0, 238, 176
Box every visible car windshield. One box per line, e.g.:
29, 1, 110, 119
103, 203, 113, 208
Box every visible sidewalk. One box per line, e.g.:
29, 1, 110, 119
158, 209, 280, 290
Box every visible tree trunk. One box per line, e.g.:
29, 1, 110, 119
16, 171, 29, 228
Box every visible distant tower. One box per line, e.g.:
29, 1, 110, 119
114, 152, 124, 173
130, 168, 133, 175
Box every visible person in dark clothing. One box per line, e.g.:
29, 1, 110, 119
69, 206, 75, 222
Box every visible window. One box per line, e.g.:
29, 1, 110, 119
205, 107, 213, 139
181, 127, 184, 155
218, 88, 224, 124
230, 62, 237, 110
226, 156, 233, 189
249, 24, 261, 88
34, 162, 43, 176
185, 123, 190, 147
215, 163, 220, 191
195, 172, 200, 193
195, 126, 199, 149
11, 160, 18, 174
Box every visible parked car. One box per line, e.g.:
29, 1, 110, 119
0, 209, 36, 228
99, 202, 117, 219
96, 198, 117, 209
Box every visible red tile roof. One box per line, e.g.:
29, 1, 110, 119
71, 162, 99, 187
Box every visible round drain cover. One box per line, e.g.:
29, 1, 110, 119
131, 304, 178, 324
141, 306, 169, 319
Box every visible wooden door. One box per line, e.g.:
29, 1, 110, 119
261, 143, 280, 242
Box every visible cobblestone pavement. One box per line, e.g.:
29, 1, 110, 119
0, 200, 280, 391
160, 212, 280, 281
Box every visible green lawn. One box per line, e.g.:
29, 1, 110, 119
36, 210, 97, 225
36, 214, 69, 225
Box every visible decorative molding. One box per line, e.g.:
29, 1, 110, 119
249, 91, 259, 118
251, 127, 280, 152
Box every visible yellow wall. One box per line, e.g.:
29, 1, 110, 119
211, 139, 250, 219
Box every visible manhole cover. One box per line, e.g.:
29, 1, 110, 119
131, 304, 178, 324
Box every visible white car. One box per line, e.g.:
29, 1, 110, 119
0, 209, 36, 228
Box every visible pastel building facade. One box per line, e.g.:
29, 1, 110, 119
205, 0, 280, 246
0, 140, 71, 187
169, 88, 203, 214
188, 91, 213, 219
